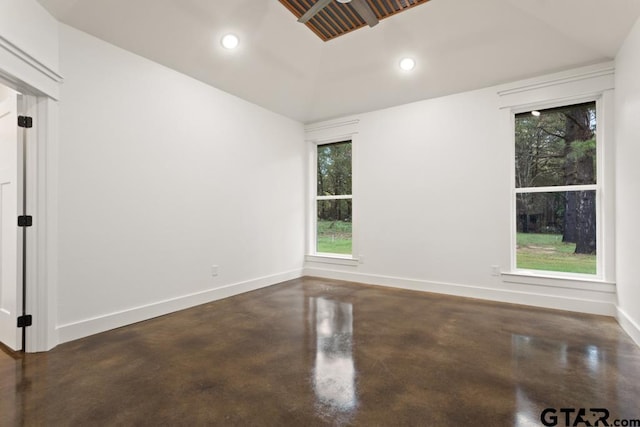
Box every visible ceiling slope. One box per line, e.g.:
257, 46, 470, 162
38, 0, 640, 123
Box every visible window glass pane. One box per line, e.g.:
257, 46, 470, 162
317, 141, 352, 196
515, 102, 596, 188
317, 199, 352, 254
516, 191, 596, 274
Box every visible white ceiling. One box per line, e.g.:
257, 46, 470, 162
38, 0, 640, 123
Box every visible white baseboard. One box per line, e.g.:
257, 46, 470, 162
56, 269, 303, 344
617, 307, 640, 347
303, 267, 617, 317
54, 267, 637, 349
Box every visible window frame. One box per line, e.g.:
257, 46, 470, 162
510, 95, 604, 280
309, 137, 357, 261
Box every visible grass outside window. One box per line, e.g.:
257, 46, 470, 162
516, 233, 596, 275
317, 220, 352, 255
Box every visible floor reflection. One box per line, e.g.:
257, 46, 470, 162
514, 386, 542, 427
511, 334, 613, 426
311, 297, 357, 417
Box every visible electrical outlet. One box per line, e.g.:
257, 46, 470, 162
491, 265, 500, 276
211, 265, 219, 277
358, 254, 365, 264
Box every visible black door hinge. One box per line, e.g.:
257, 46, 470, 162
18, 116, 33, 128
18, 215, 33, 227
17, 315, 32, 328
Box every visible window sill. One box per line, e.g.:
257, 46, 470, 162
305, 254, 359, 267
502, 271, 615, 293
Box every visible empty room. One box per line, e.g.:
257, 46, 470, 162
1, 0, 640, 425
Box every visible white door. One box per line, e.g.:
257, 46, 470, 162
0, 87, 20, 351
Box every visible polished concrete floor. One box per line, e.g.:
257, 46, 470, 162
1, 277, 639, 426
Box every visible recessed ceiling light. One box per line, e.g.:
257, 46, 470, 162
531, 110, 541, 117
399, 57, 415, 71
336, 0, 352, 3
221, 34, 239, 50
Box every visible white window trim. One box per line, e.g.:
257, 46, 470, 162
515, 184, 597, 194
317, 194, 352, 201
310, 138, 355, 261
497, 62, 617, 288
508, 95, 609, 282
304, 119, 359, 264
501, 272, 615, 293
305, 254, 359, 266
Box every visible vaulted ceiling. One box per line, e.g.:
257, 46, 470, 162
37, 0, 640, 123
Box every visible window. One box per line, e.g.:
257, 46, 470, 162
514, 101, 598, 276
315, 140, 352, 255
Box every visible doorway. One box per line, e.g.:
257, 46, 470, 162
0, 36, 60, 353
0, 83, 22, 350
0, 83, 33, 352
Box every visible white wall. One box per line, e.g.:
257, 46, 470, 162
357, 88, 509, 284
305, 65, 618, 317
56, 25, 306, 342
615, 16, 640, 346
0, 0, 59, 71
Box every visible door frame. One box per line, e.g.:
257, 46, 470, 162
0, 36, 62, 352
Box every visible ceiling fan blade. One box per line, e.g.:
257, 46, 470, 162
350, 0, 379, 27
298, 0, 333, 24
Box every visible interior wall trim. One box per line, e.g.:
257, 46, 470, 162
617, 307, 640, 347
302, 268, 618, 317
0, 34, 63, 99
56, 269, 304, 344
305, 119, 360, 134
497, 62, 615, 97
